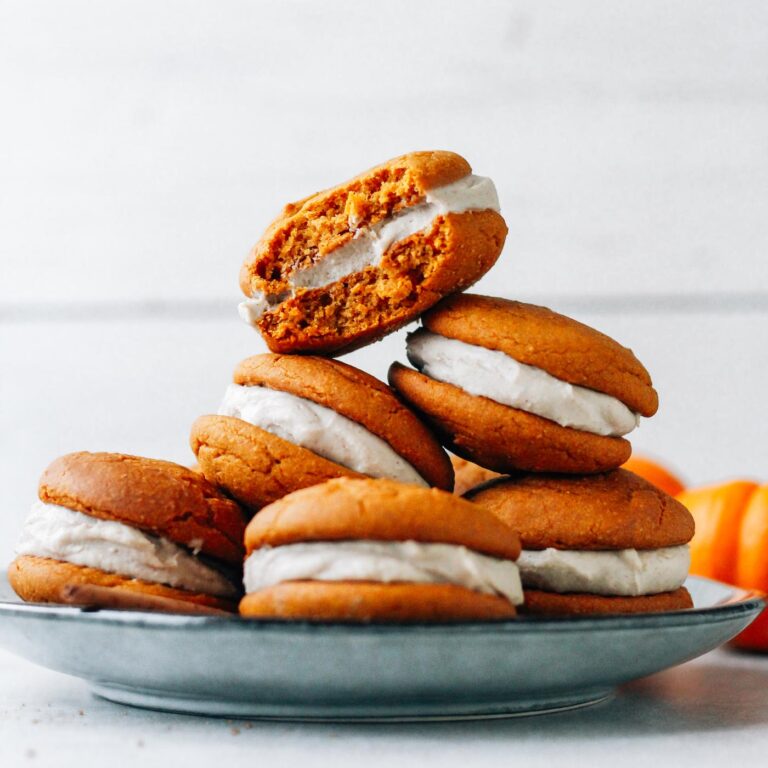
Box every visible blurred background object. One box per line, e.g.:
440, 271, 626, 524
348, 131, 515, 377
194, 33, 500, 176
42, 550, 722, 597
680, 481, 768, 650
622, 456, 685, 497
1, 0, 766, 564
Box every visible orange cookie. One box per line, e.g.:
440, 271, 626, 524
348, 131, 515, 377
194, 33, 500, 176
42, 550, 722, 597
240, 477, 522, 621
191, 354, 453, 515
389, 294, 657, 474
8, 452, 246, 613
238, 151, 507, 355
467, 469, 694, 550
469, 471, 695, 616
240, 582, 517, 622
521, 587, 693, 616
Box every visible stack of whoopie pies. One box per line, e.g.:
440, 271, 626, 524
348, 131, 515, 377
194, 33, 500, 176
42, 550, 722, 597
10, 149, 694, 621
390, 294, 695, 614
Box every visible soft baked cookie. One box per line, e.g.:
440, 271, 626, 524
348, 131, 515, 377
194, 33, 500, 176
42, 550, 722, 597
468, 469, 695, 615
238, 151, 507, 355
389, 294, 658, 474
240, 477, 523, 621
9, 452, 246, 613
191, 354, 454, 514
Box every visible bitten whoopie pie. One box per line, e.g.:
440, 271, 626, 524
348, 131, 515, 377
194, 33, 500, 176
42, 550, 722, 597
389, 294, 658, 474
9, 452, 246, 613
468, 469, 695, 615
240, 477, 523, 621
191, 354, 454, 515
238, 151, 507, 355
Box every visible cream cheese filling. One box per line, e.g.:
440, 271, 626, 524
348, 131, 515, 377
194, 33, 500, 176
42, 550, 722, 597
218, 383, 428, 486
406, 329, 639, 437
15, 501, 237, 597
517, 545, 690, 596
243, 540, 524, 605
239, 174, 500, 324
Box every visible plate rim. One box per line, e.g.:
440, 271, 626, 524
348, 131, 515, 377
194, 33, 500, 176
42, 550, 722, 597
0, 575, 762, 635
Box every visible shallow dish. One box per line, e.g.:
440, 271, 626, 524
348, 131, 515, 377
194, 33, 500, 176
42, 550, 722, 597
0, 574, 761, 721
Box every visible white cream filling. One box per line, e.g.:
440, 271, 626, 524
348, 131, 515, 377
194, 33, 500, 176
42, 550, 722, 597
218, 384, 428, 486
239, 174, 500, 325
15, 501, 237, 597
243, 540, 524, 605
517, 545, 690, 596
406, 329, 639, 437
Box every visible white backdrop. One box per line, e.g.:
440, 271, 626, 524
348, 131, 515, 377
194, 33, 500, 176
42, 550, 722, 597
1, 0, 767, 564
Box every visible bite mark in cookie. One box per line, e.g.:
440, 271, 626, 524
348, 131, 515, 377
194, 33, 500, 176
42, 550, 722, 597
238, 152, 507, 355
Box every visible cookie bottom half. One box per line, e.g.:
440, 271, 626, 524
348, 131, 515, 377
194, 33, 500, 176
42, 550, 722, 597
520, 587, 693, 616
8, 555, 238, 613
240, 581, 517, 621
389, 364, 631, 474
190, 415, 360, 514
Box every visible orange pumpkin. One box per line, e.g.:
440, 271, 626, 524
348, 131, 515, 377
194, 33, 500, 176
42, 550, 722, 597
678, 481, 768, 651
622, 455, 685, 497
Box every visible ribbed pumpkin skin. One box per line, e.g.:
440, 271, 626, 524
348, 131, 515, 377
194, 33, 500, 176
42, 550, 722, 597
678, 481, 768, 651
736, 487, 768, 591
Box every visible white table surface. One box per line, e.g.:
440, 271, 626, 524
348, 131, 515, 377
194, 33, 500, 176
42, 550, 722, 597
1, 646, 766, 768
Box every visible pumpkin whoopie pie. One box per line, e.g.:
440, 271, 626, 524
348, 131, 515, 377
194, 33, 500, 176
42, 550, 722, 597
238, 151, 507, 356
191, 354, 454, 515
9, 452, 246, 613
468, 469, 695, 615
389, 294, 658, 474
239, 477, 523, 621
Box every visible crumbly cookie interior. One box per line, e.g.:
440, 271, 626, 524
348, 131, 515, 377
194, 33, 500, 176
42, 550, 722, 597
250, 165, 424, 294
257, 218, 449, 349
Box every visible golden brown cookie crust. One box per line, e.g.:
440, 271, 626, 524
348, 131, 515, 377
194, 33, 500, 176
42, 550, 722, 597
422, 294, 658, 416
468, 469, 695, 550
520, 587, 693, 616
388, 364, 631, 474
450, 456, 503, 496
190, 415, 361, 514
234, 354, 453, 490
239, 581, 516, 621
255, 210, 506, 356
244, 477, 521, 560
8, 555, 238, 613
39, 452, 245, 564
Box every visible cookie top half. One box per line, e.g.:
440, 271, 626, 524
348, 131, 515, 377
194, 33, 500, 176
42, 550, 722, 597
467, 469, 694, 550
39, 452, 246, 564
244, 477, 521, 560
422, 294, 658, 416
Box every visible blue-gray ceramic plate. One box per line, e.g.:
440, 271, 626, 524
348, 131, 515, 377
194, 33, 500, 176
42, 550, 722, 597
0, 574, 761, 721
